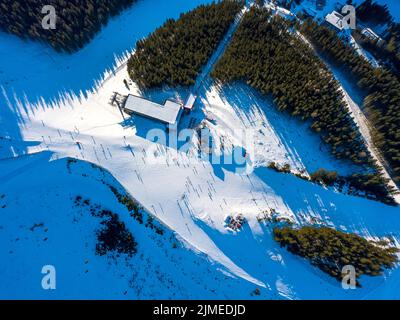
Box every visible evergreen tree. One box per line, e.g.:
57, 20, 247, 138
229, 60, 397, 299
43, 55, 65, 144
0, 0, 137, 52
274, 226, 399, 285
127, 0, 244, 89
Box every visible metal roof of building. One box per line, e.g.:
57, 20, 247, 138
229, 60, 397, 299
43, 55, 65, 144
184, 93, 197, 110
361, 28, 381, 40
124, 95, 182, 125
325, 11, 345, 30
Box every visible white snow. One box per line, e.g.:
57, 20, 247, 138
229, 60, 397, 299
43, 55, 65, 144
0, 155, 266, 299
2, 49, 400, 298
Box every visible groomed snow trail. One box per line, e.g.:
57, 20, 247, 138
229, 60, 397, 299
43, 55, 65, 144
193, 3, 251, 94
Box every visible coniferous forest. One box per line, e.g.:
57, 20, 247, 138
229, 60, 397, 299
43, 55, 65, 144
300, 19, 400, 185
212, 7, 373, 168
274, 226, 399, 284
356, 0, 393, 26
127, 0, 244, 89
0, 0, 136, 52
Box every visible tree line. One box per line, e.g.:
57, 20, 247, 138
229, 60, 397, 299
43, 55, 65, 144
211, 7, 397, 202
356, 0, 393, 26
299, 19, 400, 186
212, 8, 374, 169
267, 163, 395, 204
310, 168, 395, 204
127, 0, 244, 89
0, 0, 136, 52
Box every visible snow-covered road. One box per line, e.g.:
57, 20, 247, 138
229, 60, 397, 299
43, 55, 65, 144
339, 88, 400, 203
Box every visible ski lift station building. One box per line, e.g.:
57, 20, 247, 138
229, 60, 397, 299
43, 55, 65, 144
325, 11, 345, 31
183, 93, 197, 112
123, 94, 183, 130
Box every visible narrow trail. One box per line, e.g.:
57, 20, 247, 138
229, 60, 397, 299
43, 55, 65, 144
340, 89, 400, 203
192, 2, 251, 94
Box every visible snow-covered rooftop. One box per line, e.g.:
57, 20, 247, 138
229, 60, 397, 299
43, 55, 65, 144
361, 28, 381, 41
124, 94, 182, 125
184, 93, 197, 110
325, 11, 345, 30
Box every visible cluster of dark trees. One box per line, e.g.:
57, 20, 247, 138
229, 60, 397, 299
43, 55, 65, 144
0, 0, 136, 52
274, 226, 399, 284
357, 0, 393, 26
300, 19, 400, 185
96, 210, 138, 257
387, 23, 400, 54
346, 173, 394, 202
74, 195, 138, 257
212, 7, 373, 167
310, 168, 339, 186
268, 162, 292, 174
127, 0, 244, 89
266, 163, 394, 203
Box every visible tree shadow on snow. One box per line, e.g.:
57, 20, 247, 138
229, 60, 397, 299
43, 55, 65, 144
213, 81, 364, 176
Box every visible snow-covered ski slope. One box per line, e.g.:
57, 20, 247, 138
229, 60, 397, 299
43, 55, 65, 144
1, 0, 400, 299
0, 154, 265, 299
